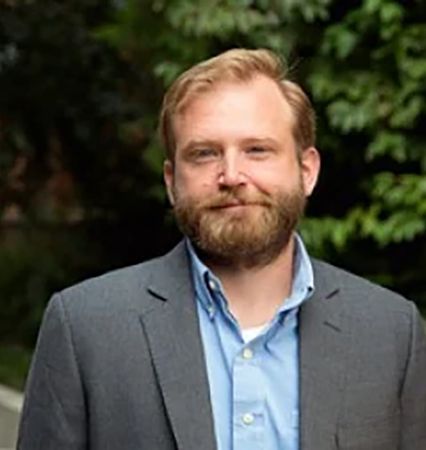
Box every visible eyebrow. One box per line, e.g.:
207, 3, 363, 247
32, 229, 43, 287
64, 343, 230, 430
240, 137, 280, 148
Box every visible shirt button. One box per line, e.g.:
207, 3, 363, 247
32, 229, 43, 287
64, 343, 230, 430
242, 348, 254, 360
208, 279, 216, 291
242, 413, 254, 425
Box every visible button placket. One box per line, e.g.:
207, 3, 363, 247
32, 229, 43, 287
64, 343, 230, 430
233, 349, 264, 448
207, 305, 215, 318
208, 279, 217, 291
242, 413, 254, 425
242, 347, 254, 360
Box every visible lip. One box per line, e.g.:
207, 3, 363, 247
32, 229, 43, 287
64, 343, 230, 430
211, 203, 258, 210
219, 203, 246, 208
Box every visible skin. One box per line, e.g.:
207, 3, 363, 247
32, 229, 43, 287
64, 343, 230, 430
164, 75, 320, 328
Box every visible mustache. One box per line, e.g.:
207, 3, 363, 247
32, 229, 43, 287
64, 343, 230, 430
202, 190, 273, 209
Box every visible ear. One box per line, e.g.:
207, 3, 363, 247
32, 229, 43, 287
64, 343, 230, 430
300, 147, 321, 197
163, 159, 175, 205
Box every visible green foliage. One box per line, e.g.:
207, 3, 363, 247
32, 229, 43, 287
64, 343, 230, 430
0, 0, 160, 224
306, 0, 425, 251
364, 173, 426, 244
0, 229, 89, 346
0, 345, 31, 390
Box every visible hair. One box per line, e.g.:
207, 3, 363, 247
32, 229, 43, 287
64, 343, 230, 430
159, 48, 316, 160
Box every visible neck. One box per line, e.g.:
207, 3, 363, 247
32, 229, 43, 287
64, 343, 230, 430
206, 236, 296, 329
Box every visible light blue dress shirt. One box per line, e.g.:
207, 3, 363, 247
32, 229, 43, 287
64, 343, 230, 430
187, 234, 315, 450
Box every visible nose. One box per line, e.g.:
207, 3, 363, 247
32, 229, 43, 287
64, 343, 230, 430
218, 152, 247, 187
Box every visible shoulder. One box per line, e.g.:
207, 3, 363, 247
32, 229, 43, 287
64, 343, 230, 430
63, 257, 158, 298
310, 259, 424, 360
311, 258, 414, 315
53, 241, 188, 315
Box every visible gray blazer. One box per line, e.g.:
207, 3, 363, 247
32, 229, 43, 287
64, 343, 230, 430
18, 242, 426, 450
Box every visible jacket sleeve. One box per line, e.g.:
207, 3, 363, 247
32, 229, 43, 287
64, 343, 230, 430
400, 302, 426, 449
17, 293, 87, 450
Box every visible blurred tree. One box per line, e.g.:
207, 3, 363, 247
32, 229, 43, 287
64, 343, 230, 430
0, 0, 174, 263
0, 0, 175, 352
0, 0, 424, 354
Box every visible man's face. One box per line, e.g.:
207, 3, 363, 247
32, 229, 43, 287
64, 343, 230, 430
164, 75, 320, 267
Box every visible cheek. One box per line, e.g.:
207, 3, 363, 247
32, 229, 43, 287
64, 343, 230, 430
174, 168, 217, 199
243, 163, 292, 190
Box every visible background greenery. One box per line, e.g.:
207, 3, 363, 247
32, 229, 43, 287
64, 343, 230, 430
0, 0, 425, 389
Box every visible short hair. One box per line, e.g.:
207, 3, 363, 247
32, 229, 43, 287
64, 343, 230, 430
159, 48, 316, 160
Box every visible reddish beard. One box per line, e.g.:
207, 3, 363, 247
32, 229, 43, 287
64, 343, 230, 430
173, 184, 306, 268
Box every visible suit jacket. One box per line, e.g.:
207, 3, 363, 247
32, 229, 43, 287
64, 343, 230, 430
18, 241, 426, 450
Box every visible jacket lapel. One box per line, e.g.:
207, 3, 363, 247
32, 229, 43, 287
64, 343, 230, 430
299, 260, 348, 450
139, 242, 217, 450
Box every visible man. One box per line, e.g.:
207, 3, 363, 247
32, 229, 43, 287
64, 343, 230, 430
18, 49, 426, 450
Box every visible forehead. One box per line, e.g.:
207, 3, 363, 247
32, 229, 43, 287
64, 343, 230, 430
173, 76, 295, 144
177, 75, 292, 115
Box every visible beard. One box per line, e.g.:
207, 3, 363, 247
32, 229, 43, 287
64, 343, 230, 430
173, 180, 306, 268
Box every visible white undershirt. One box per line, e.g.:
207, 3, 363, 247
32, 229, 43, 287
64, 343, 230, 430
241, 324, 267, 343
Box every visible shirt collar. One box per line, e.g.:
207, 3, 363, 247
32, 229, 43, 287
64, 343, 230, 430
186, 233, 315, 319
186, 239, 222, 316
281, 233, 315, 313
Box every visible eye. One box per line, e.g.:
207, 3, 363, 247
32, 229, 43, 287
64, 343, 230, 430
198, 148, 217, 157
246, 146, 270, 158
247, 146, 266, 153
187, 147, 220, 163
